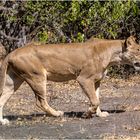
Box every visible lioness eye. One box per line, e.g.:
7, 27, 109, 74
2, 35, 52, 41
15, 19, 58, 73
137, 49, 140, 51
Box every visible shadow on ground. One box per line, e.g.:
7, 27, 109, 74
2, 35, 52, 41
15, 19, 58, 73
5, 109, 126, 121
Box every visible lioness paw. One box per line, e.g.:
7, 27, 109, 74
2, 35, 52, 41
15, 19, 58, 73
0, 118, 9, 125
55, 110, 64, 117
96, 111, 109, 117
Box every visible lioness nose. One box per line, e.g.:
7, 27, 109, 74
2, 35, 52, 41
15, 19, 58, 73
134, 62, 140, 67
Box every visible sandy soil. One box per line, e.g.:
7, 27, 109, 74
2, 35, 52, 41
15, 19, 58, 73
0, 75, 140, 139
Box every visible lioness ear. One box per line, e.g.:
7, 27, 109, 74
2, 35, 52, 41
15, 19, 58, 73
122, 36, 136, 52
126, 36, 136, 46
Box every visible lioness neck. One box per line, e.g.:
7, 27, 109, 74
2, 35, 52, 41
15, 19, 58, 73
91, 40, 124, 69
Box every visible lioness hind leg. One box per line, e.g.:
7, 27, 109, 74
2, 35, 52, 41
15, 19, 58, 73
0, 70, 23, 125
25, 75, 63, 117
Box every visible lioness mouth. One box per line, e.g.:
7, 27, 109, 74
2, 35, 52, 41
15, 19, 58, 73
134, 62, 140, 71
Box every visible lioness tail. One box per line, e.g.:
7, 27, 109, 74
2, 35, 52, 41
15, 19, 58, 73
0, 56, 9, 96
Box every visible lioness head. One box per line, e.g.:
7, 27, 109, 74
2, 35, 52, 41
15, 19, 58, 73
122, 36, 140, 71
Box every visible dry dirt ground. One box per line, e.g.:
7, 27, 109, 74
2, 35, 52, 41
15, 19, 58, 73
0, 75, 140, 139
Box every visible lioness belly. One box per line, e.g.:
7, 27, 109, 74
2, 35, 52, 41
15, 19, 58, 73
47, 72, 76, 82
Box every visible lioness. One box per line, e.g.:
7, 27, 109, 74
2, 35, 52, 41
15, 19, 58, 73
0, 36, 140, 125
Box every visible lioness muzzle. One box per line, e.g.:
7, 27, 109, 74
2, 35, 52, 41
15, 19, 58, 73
0, 36, 140, 125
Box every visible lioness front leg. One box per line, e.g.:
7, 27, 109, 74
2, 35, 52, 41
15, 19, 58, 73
77, 76, 108, 118
95, 81, 109, 117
